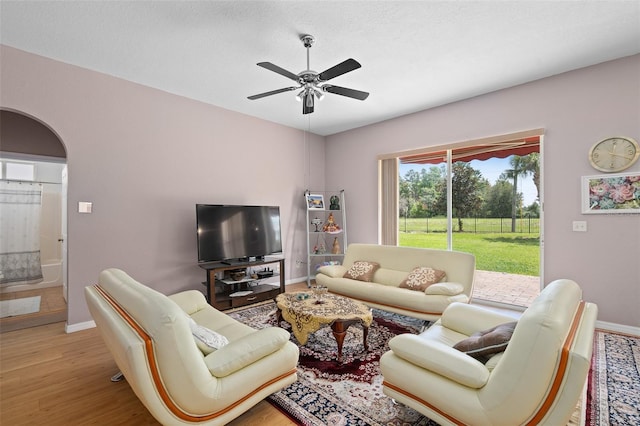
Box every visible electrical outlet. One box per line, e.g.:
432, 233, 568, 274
572, 221, 587, 232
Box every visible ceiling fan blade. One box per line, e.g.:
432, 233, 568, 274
318, 58, 361, 81
322, 85, 369, 101
257, 62, 300, 82
247, 86, 298, 100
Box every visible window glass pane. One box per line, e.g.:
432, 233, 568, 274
6, 162, 35, 181
398, 147, 541, 308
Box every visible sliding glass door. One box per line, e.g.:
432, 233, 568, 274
384, 131, 543, 307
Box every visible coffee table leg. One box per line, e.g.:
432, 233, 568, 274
331, 320, 348, 362
331, 319, 369, 362
275, 307, 283, 326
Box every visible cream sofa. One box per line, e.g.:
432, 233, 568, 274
85, 268, 299, 425
315, 243, 475, 321
380, 279, 598, 426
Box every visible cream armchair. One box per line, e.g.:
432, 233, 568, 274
85, 268, 299, 425
380, 279, 597, 426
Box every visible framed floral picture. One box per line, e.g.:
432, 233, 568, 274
581, 172, 640, 214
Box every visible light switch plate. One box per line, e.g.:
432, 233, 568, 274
572, 221, 587, 232
78, 202, 92, 213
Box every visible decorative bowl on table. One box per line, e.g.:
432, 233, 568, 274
229, 270, 246, 281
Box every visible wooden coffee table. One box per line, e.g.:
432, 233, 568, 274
275, 291, 373, 362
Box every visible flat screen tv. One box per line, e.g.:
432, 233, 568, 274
196, 204, 282, 264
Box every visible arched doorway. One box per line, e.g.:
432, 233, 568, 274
0, 109, 68, 331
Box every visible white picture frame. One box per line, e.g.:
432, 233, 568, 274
581, 172, 640, 214
306, 193, 325, 210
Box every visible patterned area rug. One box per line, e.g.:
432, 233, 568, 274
229, 302, 639, 426
586, 330, 640, 425
228, 301, 437, 425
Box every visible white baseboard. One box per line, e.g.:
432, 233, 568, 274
286, 276, 308, 286
65, 320, 95, 333
596, 320, 640, 336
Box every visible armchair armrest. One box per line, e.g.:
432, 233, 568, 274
204, 327, 290, 377
388, 334, 489, 388
317, 265, 348, 278
441, 302, 519, 336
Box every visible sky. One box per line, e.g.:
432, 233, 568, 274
399, 156, 538, 206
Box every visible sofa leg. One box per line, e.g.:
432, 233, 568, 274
110, 371, 125, 382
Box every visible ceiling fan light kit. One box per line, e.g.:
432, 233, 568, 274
248, 34, 369, 114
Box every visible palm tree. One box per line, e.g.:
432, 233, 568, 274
521, 153, 540, 201
501, 156, 529, 232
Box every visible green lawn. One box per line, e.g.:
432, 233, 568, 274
399, 231, 540, 276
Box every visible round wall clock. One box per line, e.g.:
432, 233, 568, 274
588, 136, 639, 173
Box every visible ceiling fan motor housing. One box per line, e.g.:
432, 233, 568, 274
301, 34, 315, 48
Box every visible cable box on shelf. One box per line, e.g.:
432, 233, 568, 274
257, 269, 274, 278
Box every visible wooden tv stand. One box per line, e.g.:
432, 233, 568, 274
199, 258, 285, 310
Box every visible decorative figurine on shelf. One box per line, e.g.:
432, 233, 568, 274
311, 217, 323, 232
313, 243, 326, 254
332, 237, 341, 254
322, 212, 341, 233
329, 195, 340, 210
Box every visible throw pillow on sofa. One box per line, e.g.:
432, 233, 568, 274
453, 321, 518, 360
343, 261, 380, 282
399, 266, 446, 291
188, 317, 229, 355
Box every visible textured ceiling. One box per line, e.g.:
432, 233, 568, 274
1, 1, 639, 136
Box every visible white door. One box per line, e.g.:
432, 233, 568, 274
61, 165, 68, 302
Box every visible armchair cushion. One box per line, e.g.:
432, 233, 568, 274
399, 266, 446, 291
389, 334, 490, 388
453, 321, 517, 360
205, 327, 291, 377
343, 260, 380, 282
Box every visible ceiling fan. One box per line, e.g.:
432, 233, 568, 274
248, 34, 369, 114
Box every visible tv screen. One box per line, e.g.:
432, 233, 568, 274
196, 204, 282, 263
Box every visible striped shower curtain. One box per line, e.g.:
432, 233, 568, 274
0, 181, 43, 285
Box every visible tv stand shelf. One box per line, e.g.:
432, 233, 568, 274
199, 258, 285, 310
